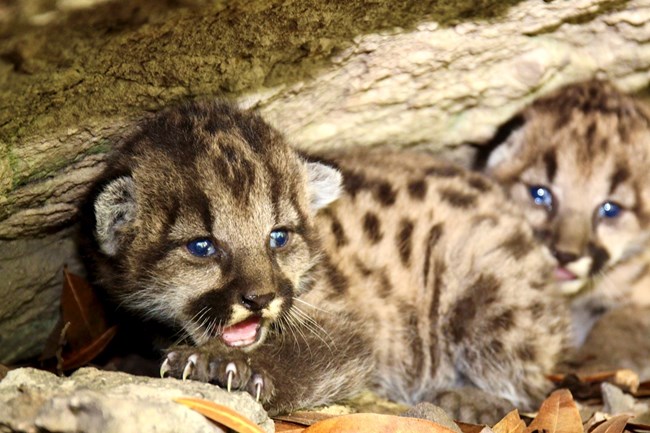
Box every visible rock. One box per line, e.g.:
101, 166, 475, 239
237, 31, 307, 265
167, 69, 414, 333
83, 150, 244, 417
3, 0, 650, 365
401, 402, 462, 433
0, 227, 85, 364
0, 367, 274, 433
601, 382, 648, 416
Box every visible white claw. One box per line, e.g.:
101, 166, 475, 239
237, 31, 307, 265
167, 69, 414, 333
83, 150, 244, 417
225, 362, 237, 392
253, 374, 264, 402
182, 354, 198, 381
160, 358, 170, 378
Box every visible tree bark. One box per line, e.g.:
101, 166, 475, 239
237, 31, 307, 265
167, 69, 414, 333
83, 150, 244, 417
1, 0, 649, 362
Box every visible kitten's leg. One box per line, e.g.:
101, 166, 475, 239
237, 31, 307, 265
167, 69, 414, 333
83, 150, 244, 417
161, 314, 373, 415
444, 280, 568, 410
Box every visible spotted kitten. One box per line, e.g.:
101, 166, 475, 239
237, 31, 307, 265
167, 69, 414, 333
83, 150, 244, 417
79, 101, 568, 417
481, 80, 650, 344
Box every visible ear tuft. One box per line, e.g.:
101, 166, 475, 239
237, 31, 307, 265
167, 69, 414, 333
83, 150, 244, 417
304, 161, 342, 212
94, 176, 136, 256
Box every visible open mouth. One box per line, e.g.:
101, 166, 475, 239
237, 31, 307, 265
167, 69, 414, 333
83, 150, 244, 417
554, 266, 577, 282
221, 316, 263, 347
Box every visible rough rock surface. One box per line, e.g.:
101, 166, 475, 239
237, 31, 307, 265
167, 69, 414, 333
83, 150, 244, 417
2, 0, 650, 363
0, 367, 274, 433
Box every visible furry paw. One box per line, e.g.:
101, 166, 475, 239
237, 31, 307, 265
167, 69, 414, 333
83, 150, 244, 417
160, 347, 275, 402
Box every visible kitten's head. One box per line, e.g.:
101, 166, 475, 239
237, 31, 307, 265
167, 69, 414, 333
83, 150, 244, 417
82, 101, 341, 350
485, 80, 650, 294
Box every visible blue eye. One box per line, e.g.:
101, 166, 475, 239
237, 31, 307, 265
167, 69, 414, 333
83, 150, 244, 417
529, 186, 553, 209
187, 238, 217, 257
599, 202, 621, 219
269, 229, 290, 249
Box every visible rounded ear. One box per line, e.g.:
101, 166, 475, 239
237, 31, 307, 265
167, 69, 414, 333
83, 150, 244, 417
474, 114, 527, 177
304, 161, 343, 212
94, 176, 136, 256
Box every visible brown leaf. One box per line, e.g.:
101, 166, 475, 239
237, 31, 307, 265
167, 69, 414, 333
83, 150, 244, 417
590, 415, 632, 433
302, 413, 459, 433
493, 410, 525, 433
525, 389, 582, 433
628, 411, 650, 430
274, 411, 336, 426
634, 381, 650, 398
274, 420, 307, 433
457, 421, 491, 433
174, 397, 266, 433
0, 364, 9, 380
549, 370, 640, 397
61, 326, 118, 371
41, 267, 118, 370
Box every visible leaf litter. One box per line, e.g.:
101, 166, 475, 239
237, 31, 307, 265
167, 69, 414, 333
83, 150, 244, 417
10, 266, 649, 433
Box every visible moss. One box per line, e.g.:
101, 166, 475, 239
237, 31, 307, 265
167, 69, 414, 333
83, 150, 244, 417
0, 0, 525, 193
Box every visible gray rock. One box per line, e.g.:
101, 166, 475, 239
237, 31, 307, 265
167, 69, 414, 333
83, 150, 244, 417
401, 402, 462, 433
0, 367, 274, 433
601, 382, 648, 416
0, 227, 85, 364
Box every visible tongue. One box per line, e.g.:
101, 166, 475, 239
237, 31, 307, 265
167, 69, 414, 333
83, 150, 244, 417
554, 267, 577, 282
221, 317, 261, 346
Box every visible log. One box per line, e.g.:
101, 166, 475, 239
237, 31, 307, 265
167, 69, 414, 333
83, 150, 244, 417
1, 0, 649, 362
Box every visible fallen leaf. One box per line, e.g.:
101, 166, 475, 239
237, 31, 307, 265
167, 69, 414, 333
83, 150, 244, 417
274, 411, 336, 426
525, 389, 582, 433
635, 381, 650, 398
302, 413, 459, 433
628, 411, 650, 430
548, 370, 640, 397
0, 364, 9, 380
40, 267, 118, 371
457, 421, 490, 433
590, 414, 632, 433
61, 326, 118, 371
274, 420, 307, 433
174, 397, 266, 433
492, 409, 525, 433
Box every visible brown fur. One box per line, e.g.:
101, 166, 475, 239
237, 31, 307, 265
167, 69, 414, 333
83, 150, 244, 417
483, 80, 650, 344
80, 101, 568, 416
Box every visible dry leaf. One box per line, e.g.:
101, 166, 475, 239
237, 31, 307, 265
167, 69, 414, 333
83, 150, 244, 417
61, 326, 118, 371
525, 389, 582, 433
175, 397, 266, 433
628, 411, 650, 430
274, 420, 307, 433
302, 413, 459, 433
590, 415, 632, 433
634, 381, 650, 398
41, 267, 118, 371
274, 411, 336, 426
549, 370, 640, 397
457, 421, 491, 433
0, 364, 9, 380
492, 409, 525, 433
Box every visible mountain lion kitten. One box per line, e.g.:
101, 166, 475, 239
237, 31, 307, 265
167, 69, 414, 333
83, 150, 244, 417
481, 80, 650, 345
79, 101, 567, 416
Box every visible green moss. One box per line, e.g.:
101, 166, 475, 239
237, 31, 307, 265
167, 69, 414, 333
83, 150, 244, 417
0, 0, 527, 193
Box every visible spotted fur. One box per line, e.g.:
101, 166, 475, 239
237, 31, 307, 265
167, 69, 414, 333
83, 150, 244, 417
79, 101, 568, 416
481, 80, 650, 344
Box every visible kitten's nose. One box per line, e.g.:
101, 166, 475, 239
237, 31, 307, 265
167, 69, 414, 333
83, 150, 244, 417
240, 292, 275, 312
552, 249, 579, 266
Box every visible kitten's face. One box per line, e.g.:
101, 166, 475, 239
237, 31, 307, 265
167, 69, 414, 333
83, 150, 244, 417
91, 101, 341, 349
486, 81, 650, 295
